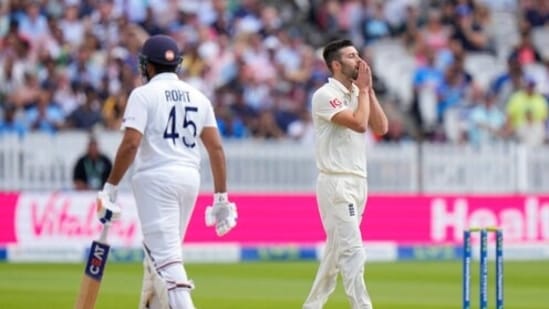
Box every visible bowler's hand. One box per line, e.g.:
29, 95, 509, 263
354, 60, 372, 91
205, 193, 238, 236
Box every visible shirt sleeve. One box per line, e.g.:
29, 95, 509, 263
121, 89, 148, 134
203, 98, 218, 128
313, 88, 347, 122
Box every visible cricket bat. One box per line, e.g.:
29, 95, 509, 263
75, 194, 121, 309
74, 223, 112, 309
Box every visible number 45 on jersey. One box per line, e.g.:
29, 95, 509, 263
164, 106, 198, 148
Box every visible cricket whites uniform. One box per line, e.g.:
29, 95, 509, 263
304, 78, 372, 309
122, 72, 217, 308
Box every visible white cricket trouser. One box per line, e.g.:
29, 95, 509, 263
303, 173, 373, 309
132, 166, 200, 309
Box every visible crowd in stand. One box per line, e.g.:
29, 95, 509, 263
404, 0, 549, 147
0, 0, 547, 147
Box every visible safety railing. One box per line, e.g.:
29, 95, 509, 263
0, 132, 548, 193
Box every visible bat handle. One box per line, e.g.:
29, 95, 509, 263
99, 223, 111, 243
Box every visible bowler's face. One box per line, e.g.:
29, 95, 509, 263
337, 46, 361, 80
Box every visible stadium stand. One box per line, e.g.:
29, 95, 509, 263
0, 0, 548, 192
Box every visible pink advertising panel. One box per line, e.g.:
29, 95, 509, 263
1, 192, 548, 246
0, 192, 18, 244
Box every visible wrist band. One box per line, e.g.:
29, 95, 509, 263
214, 192, 228, 203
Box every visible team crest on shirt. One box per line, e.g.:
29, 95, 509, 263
329, 98, 343, 108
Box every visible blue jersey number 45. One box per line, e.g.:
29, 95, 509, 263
163, 106, 198, 148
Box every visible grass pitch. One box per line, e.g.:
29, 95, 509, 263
1, 260, 548, 308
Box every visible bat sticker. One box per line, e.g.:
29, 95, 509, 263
85, 241, 110, 281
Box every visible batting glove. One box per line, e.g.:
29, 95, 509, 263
205, 193, 237, 236
101, 182, 118, 203
97, 183, 121, 224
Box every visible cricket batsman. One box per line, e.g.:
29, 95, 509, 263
97, 34, 237, 309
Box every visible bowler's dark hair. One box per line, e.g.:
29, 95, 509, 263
322, 39, 354, 72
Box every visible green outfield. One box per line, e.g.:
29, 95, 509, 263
1, 260, 548, 308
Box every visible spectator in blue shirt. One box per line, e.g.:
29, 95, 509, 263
362, 2, 392, 45
411, 47, 444, 134
25, 87, 64, 134
413, 46, 446, 90
17, 0, 49, 42
468, 91, 507, 147
0, 104, 27, 138
437, 64, 469, 122
216, 104, 247, 139
490, 55, 525, 107
65, 84, 102, 130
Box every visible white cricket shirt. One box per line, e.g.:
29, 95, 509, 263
312, 77, 367, 178
122, 73, 217, 173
